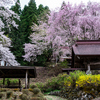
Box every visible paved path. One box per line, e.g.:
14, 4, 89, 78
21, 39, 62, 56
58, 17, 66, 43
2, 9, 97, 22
45, 95, 67, 100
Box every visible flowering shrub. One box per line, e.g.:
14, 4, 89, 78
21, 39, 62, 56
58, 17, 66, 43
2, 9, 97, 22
76, 74, 100, 88
60, 72, 100, 99
64, 71, 86, 88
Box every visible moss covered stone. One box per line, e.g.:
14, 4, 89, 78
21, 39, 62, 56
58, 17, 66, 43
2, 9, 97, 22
30, 84, 37, 89
6, 91, 13, 98
19, 94, 29, 100
0, 92, 6, 99
33, 88, 41, 94
22, 89, 29, 95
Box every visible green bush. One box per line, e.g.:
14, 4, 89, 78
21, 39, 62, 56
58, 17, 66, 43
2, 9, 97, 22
35, 71, 86, 94
36, 78, 58, 93
59, 59, 68, 67
34, 48, 53, 66
36, 73, 68, 93
36, 83, 44, 92
9, 79, 19, 84
0, 78, 19, 86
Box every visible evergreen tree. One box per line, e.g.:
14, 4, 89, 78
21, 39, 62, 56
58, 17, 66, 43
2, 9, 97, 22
9, 0, 25, 65
20, 0, 38, 43
10, 0, 21, 15
37, 5, 50, 23
28, 0, 37, 15
9, 26, 24, 64
37, 4, 44, 15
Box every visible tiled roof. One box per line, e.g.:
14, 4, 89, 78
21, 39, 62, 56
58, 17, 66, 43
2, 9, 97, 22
73, 40, 100, 56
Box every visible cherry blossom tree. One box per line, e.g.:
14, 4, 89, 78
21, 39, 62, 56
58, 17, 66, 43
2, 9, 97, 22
23, 23, 49, 62
23, 2, 100, 62
0, 0, 19, 31
0, 0, 20, 66
78, 2, 100, 40
0, 0, 17, 7
0, 32, 20, 66
45, 2, 100, 58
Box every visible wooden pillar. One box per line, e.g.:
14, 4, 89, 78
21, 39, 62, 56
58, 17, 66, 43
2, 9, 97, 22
25, 70, 28, 89
19, 79, 21, 88
72, 49, 75, 68
4, 61, 6, 66
3, 78, 5, 87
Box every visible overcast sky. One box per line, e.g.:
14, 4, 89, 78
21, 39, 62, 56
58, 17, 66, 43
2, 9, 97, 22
20, 0, 100, 10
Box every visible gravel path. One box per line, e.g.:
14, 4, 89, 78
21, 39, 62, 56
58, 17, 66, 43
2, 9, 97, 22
45, 95, 67, 100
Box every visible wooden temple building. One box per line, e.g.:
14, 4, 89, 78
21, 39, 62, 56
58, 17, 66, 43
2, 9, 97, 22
72, 40, 100, 70
63, 40, 100, 73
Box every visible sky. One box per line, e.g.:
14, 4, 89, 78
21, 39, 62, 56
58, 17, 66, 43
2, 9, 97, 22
20, 0, 100, 10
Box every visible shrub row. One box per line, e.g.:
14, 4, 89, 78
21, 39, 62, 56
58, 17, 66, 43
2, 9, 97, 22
36, 70, 100, 93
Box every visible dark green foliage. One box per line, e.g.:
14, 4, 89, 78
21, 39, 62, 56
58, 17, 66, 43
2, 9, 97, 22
37, 4, 50, 23
18, 0, 38, 65
36, 73, 68, 93
34, 48, 53, 66
9, 25, 25, 65
60, 59, 68, 67
0, 78, 19, 87
20, 0, 38, 44
10, 0, 21, 15
34, 54, 47, 66
37, 4, 44, 15
28, 0, 37, 15
9, 0, 25, 65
